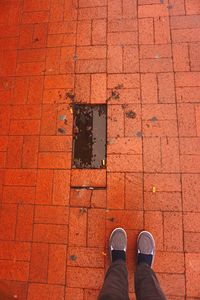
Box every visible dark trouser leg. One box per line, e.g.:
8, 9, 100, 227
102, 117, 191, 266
135, 263, 167, 300
98, 260, 130, 300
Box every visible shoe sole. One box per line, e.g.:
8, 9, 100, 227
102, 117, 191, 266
137, 230, 156, 267
109, 227, 127, 261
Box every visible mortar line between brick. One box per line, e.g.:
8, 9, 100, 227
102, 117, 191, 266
168, 10, 186, 296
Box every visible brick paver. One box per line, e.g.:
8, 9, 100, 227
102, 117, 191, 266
0, 0, 200, 299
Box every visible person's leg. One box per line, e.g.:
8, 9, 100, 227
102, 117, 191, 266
98, 228, 130, 300
134, 231, 167, 300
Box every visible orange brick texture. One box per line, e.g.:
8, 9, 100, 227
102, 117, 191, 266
0, 0, 200, 299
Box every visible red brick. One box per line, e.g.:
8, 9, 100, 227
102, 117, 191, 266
123, 46, 139, 73
161, 137, 180, 172
28, 76, 44, 104
36, 170, 53, 205
190, 43, 200, 71
45, 48, 60, 75
43, 88, 71, 104
157, 273, 185, 297
65, 288, 84, 300
154, 17, 171, 44
177, 104, 196, 136
0, 152, 6, 168
4, 169, 37, 186
22, 136, 39, 168
108, 105, 124, 138
144, 192, 182, 211
48, 244, 67, 284
141, 73, 157, 103
123, 0, 137, 18
71, 170, 106, 187
108, 74, 140, 89
91, 74, 107, 103
125, 173, 143, 210
10, 120, 40, 135
0, 241, 31, 261
108, 19, 137, 32
184, 232, 200, 252
185, 0, 200, 14
144, 173, 181, 192
0, 204, 17, 240
143, 104, 176, 120
154, 251, 185, 274
176, 72, 200, 87
0, 50, 17, 76
0, 37, 18, 49
108, 0, 122, 20
140, 58, 173, 73
70, 189, 92, 207
29, 243, 49, 283
143, 119, 178, 137
40, 105, 57, 135
77, 20, 91, 46
107, 154, 142, 172
27, 284, 64, 300
48, 21, 76, 34
11, 104, 41, 119
185, 253, 200, 297
16, 204, 34, 241
91, 190, 107, 208
44, 75, 74, 89
33, 224, 68, 243
53, 170, 70, 206
19, 24, 34, 49
12, 77, 29, 104
107, 173, 125, 209
140, 44, 171, 59
171, 15, 200, 29
168, 0, 185, 16
32, 24, 48, 49
108, 46, 123, 73
111, 89, 139, 104
184, 212, 200, 232
38, 152, 71, 169
125, 104, 141, 136
49, 0, 64, 22
67, 267, 104, 289
78, 7, 107, 20
143, 137, 161, 172
182, 174, 200, 212
197, 105, 200, 136
23, 0, 50, 11
57, 104, 73, 135
64, 0, 77, 21
172, 28, 200, 43
75, 74, 91, 103
107, 210, 143, 230
164, 212, 183, 251
6, 136, 23, 168
18, 49, 46, 63
88, 209, 106, 247
35, 205, 69, 225
76, 59, 106, 74
0, 261, 29, 282
47, 33, 76, 47
60, 46, 75, 74
107, 137, 142, 155
16, 62, 45, 76
139, 18, 154, 44
39, 136, 72, 152
69, 208, 87, 246
77, 46, 106, 60
22, 11, 49, 24
79, 0, 107, 7
0, 281, 28, 300
108, 32, 138, 45
0, 89, 11, 105
139, 4, 169, 17
0, 24, 19, 37
68, 247, 104, 268
2, 186, 35, 204
92, 19, 106, 45
158, 73, 175, 103
144, 211, 163, 251
180, 154, 200, 173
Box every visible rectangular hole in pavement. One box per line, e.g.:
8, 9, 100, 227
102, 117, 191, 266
72, 104, 107, 169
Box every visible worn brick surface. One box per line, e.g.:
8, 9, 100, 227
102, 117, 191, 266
0, 0, 199, 298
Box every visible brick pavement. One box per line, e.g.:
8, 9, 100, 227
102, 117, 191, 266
0, 0, 200, 299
